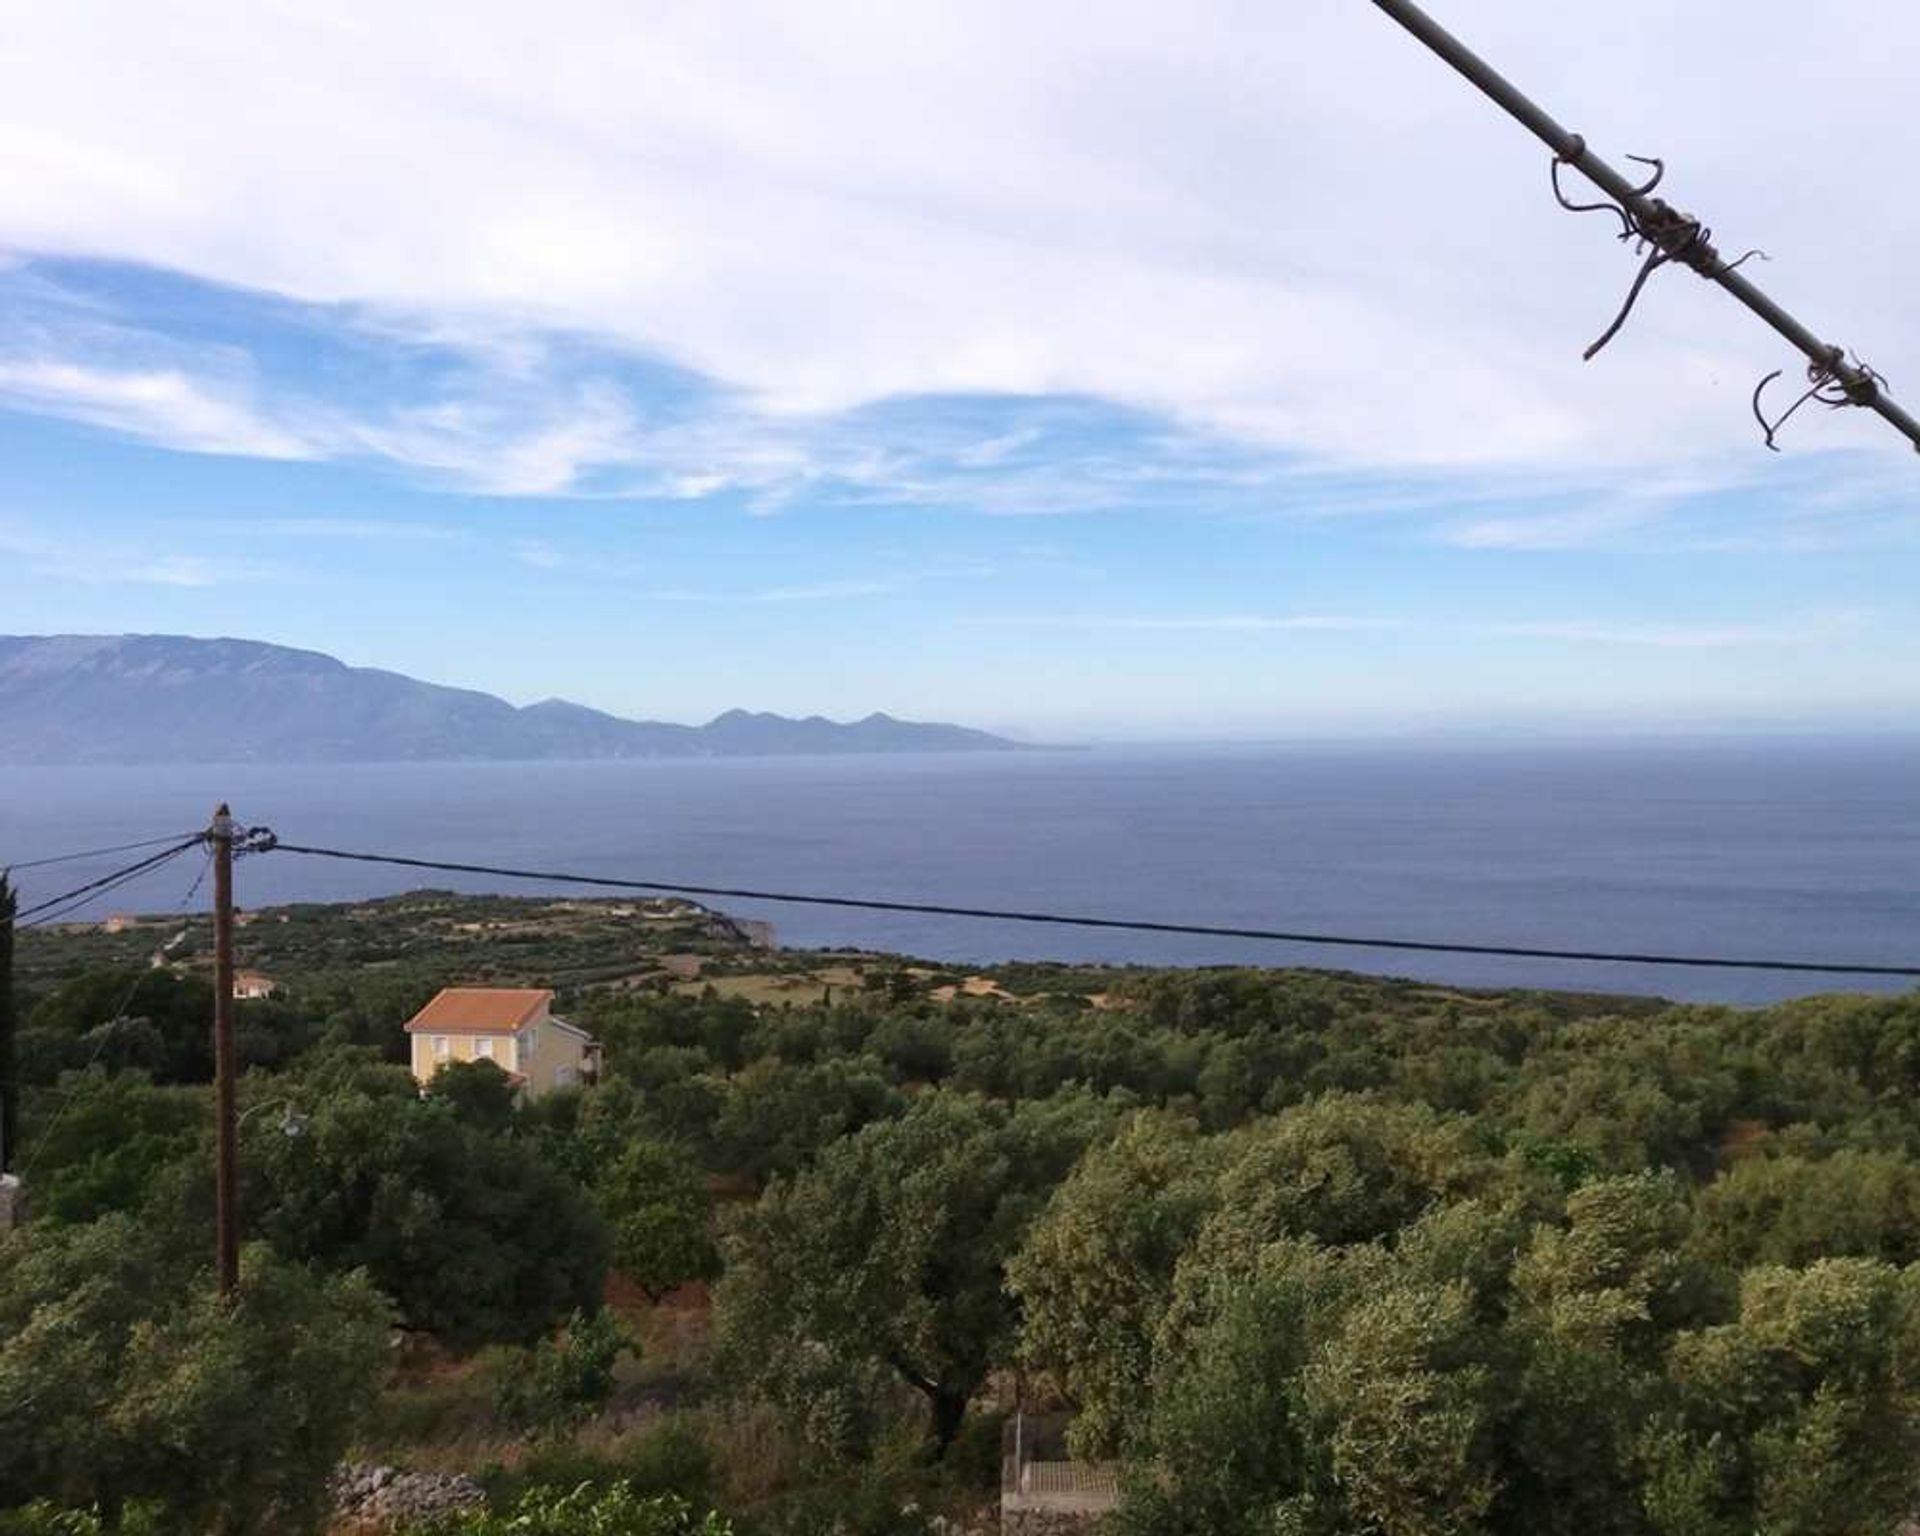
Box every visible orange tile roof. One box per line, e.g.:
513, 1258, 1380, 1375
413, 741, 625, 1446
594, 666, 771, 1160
405, 987, 552, 1034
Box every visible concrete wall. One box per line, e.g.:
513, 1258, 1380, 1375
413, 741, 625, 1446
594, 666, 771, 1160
0, 1174, 22, 1232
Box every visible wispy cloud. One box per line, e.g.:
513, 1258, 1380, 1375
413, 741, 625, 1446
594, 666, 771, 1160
344, 381, 644, 496
0, 271, 1905, 555
0, 359, 319, 460
981, 610, 1866, 648
639, 577, 905, 603
514, 539, 567, 570
981, 613, 1401, 632
0, 526, 276, 587
241, 517, 463, 542
1440, 505, 1666, 552
753, 578, 902, 602
1473, 613, 1866, 649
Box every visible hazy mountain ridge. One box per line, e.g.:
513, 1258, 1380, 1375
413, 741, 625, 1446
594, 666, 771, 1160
0, 635, 1019, 763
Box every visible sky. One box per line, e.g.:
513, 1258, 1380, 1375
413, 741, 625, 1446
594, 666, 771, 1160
1, 0, 1917, 739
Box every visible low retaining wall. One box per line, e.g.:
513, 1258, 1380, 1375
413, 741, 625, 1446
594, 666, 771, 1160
1003, 1505, 1113, 1536
330, 1464, 485, 1531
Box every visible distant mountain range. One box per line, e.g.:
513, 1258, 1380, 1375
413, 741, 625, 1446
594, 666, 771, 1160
0, 635, 1021, 764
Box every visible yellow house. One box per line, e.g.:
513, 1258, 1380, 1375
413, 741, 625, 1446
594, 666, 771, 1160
404, 987, 600, 1098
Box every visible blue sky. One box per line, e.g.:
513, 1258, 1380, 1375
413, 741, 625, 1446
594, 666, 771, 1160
2, 2, 1917, 738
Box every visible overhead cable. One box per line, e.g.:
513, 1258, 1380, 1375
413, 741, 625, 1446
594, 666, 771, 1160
1372, 0, 1920, 454
262, 836, 1920, 979
4, 831, 208, 874
14, 836, 208, 926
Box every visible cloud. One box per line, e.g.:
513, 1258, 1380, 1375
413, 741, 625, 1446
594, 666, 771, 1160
984, 614, 1402, 632
514, 540, 567, 569
983, 610, 1864, 648
752, 579, 902, 602
0, 311, 673, 497
0, 359, 317, 459
641, 578, 905, 603
1474, 613, 1865, 649
240, 517, 463, 542
0, 0, 1914, 497
4, 282, 1375, 512
1441, 504, 1667, 552
343, 380, 645, 495
0, 526, 275, 587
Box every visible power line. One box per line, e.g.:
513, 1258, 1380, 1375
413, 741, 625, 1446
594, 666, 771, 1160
5, 831, 208, 874
265, 838, 1920, 979
1371, 0, 1920, 455
18, 842, 203, 926
15, 837, 207, 927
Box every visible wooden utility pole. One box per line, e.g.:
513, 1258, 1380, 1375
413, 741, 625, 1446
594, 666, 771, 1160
211, 804, 239, 1296
0, 871, 17, 1175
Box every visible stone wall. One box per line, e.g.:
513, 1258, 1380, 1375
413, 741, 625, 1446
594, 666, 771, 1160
1002, 1507, 1110, 1536
330, 1464, 485, 1531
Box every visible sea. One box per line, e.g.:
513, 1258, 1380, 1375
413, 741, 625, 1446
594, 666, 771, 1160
5, 738, 1917, 1006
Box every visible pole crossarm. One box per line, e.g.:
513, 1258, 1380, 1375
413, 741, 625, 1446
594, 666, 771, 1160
1372, 0, 1920, 455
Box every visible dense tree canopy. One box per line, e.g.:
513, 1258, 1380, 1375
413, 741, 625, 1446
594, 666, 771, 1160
1007, 1112, 1227, 1456
243, 1068, 607, 1347
0, 1218, 389, 1533
715, 1091, 1107, 1453
13, 1069, 206, 1226
11, 891, 1920, 1534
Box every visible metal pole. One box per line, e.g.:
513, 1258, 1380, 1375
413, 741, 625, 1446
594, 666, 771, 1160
1372, 0, 1920, 454
211, 804, 239, 1297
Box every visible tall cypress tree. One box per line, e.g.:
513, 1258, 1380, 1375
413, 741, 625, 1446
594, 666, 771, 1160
0, 872, 15, 1172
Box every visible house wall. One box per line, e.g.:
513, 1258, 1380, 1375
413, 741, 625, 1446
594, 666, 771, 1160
409, 1030, 515, 1086
514, 1017, 592, 1096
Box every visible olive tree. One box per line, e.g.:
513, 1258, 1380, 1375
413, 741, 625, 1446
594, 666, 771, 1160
715, 1091, 1097, 1454
0, 1216, 389, 1533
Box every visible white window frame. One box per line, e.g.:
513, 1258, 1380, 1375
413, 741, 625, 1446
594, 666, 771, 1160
432, 1035, 450, 1060
475, 1037, 495, 1060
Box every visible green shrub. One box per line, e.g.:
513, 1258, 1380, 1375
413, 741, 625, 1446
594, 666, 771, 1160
495, 1310, 632, 1435
489, 1418, 716, 1510
0, 1506, 163, 1536
621, 1418, 717, 1502
409, 1482, 730, 1535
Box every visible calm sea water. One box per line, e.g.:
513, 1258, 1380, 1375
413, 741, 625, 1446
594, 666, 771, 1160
5, 740, 1918, 1006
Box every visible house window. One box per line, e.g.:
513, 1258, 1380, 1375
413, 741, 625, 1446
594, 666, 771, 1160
556, 1065, 577, 1088
476, 1037, 495, 1060
432, 1036, 450, 1060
